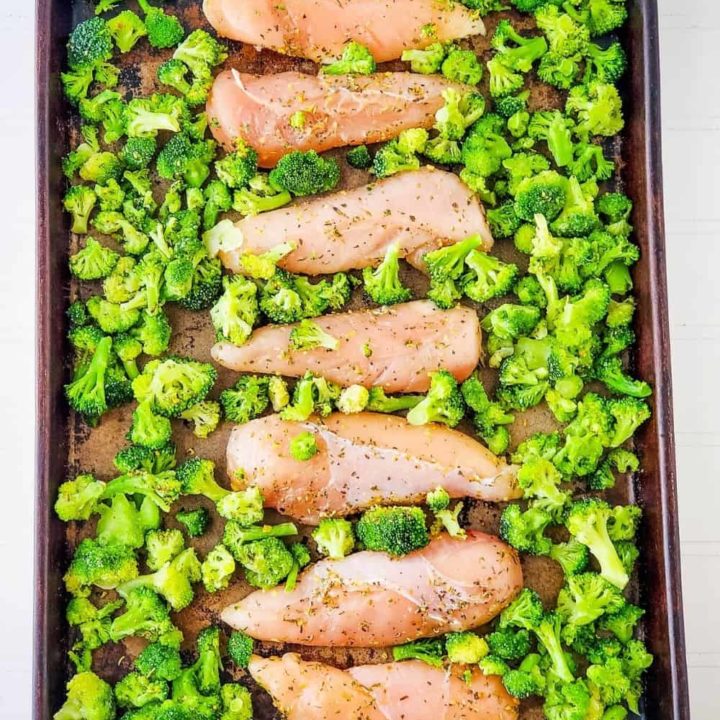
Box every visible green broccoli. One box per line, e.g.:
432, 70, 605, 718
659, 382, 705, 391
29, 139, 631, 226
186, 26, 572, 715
312, 518, 355, 559
94, 178, 125, 211
178, 400, 221, 439
173, 28, 227, 79
566, 82, 625, 139
289, 319, 339, 351
210, 276, 259, 346
233, 174, 293, 216
67, 17, 114, 71
445, 631, 489, 663
201, 544, 237, 593
366, 387, 424, 413
607, 396, 651, 447
54, 671, 115, 720
65, 537, 139, 596
125, 93, 188, 138
346, 145, 373, 169
335, 384, 369, 414
61, 66, 95, 106
133, 356, 217, 417
289, 430, 319, 461
461, 374, 514, 454
279, 373, 340, 421
462, 250, 518, 303
107, 10, 147, 53
129, 401, 173, 449
542, 677, 592, 720
137, 0, 185, 49
70, 237, 119, 282
442, 48, 483, 85
426, 487, 465, 538
233, 537, 296, 588
599, 602, 645, 644
594, 356, 651, 399
537, 51, 582, 89
406, 370, 465, 427
220, 684, 254, 720
564, 0, 629, 37
176, 508, 211, 538
486, 627, 532, 661
491, 19, 548, 72
145, 529, 185, 571
65, 335, 113, 419
227, 631, 254, 669
109, 586, 181, 646
356, 506, 429, 556
557, 572, 625, 639
114, 671, 169, 709
486, 55, 524, 98
551, 176, 599, 237
571, 141, 616, 183
64, 185, 98, 235
269, 150, 341, 197
500, 503, 552, 555
392, 638, 445, 667
131, 311, 172, 357
527, 110, 575, 168
424, 235, 483, 284
585, 41, 627, 84
322, 42, 376, 75
502, 653, 546, 699
135, 642, 183, 682
55, 473, 106, 522
362, 242, 412, 305
156, 133, 217, 188
534, 5, 590, 57
202, 180, 233, 229
461, 114, 512, 176
514, 170, 568, 221
213, 141, 258, 189
401, 43, 446, 74
549, 540, 590, 576
220, 375, 270, 424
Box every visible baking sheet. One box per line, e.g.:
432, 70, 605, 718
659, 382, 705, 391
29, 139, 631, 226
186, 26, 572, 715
34, 1, 689, 717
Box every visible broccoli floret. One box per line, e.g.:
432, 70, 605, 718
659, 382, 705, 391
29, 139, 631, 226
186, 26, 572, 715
346, 145, 372, 169
214, 142, 259, 189
527, 111, 575, 168
64, 186, 98, 235
173, 28, 227, 78
491, 19, 548, 72
65, 538, 139, 596
486, 627, 532, 661
94, 178, 125, 211
362, 242, 412, 305
66, 597, 124, 672
594, 356, 651, 399
585, 41, 627, 85
366, 387, 423, 413
78, 149, 123, 186
67, 17, 113, 71
125, 94, 188, 138
61, 66, 95, 106
280, 373, 340, 421
566, 498, 629, 589
550, 176, 599, 238
566, 82, 624, 140
445, 631, 489, 664
500, 503, 552, 554
535, 5, 589, 57
537, 51, 581, 89
500, 589, 574, 683
599, 602, 645, 644
107, 10, 147, 53
102, 469, 181, 516
461, 374, 514, 454
486, 56, 524, 98
517, 457, 569, 520
133, 356, 217, 417
55, 671, 115, 720
233, 173, 293, 217
178, 255, 223, 311
227, 631, 254, 669
132, 311, 172, 357
401, 42, 446, 74
479, 655, 511, 677
119, 547, 201, 611
503, 152, 551, 195
462, 250, 518, 303
179, 400, 221, 439
322, 41, 376, 75
334, 384, 369, 415
268, 376, 290, 412
571, 142, 616, 183
55, 473, 106, 521
137, 0, 185, 49
157, 133, 217, 188
269, 150, 341, 197
557, 572, 625, 639
406, 370, 465, 427
461, 115, 512, 176
65, 335, 113, 419
202, 180, 233, 229
392, 638, 445, 667
135, 643, 183, 682
109, 586, 181, 647
424, 235, 483, 284
542, 677, 591, 720
201, 544, 236, 592
94, 493, 147, 548
356, 506, 429, 556
70, 236, 119, 281
145, 529, 185, 571
426, 487, 465, 538
289, 430, 319, 461
442, 48, 483, 85
487, 202, 522, 239
607, 396, 651, 447
502, 653, 546, 699
176, 508, 210, 537
115, 671, 169, 709
210, 276, 259, 346
289, 319, 339, 351
233, 537, 295, 588
565, 0, 628, 37
312, 518, 355, 559
223, 522, 298, 559
220, 375, 270, 424
514, 170, 568, 222
129, 401, 173, 449
219, 684, 253, 720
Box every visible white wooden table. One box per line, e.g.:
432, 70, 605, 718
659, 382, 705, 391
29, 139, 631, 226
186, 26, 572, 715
0, 1, 715, 717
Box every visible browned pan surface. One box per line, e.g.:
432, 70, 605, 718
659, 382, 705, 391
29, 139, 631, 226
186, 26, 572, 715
35, 1, 689, 717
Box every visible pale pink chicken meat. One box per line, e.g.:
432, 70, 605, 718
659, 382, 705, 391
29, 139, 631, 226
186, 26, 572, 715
212, 301, 482, 393
207, 70, 467, 165
203, 0, 486, 64
249, 654, 519, 720
227, 412, 521, 524
216, 168, 493, 276
221, 531, 523, 646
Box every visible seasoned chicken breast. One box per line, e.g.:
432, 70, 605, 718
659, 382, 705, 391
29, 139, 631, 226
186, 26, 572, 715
207, 70, 467, 165
212, 301, 482, 393
222, 531, 523, 646
227, 412, 521, 524
203, 0, 485, 64
217, 168, 493, 276
249, 654, 519, 720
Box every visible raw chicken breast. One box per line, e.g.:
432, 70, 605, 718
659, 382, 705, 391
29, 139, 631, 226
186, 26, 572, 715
203, 0, 485, 63
217, 168, 493, 276
249, 654, 519, 720
227, 412, 521, 524
212, 301, 482, 393
248, 654, 386, 720
221, 531, 523, 646
207, 70, 466, 165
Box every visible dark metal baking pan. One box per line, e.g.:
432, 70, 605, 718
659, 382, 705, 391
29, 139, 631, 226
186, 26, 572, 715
35, 0, 689, 717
